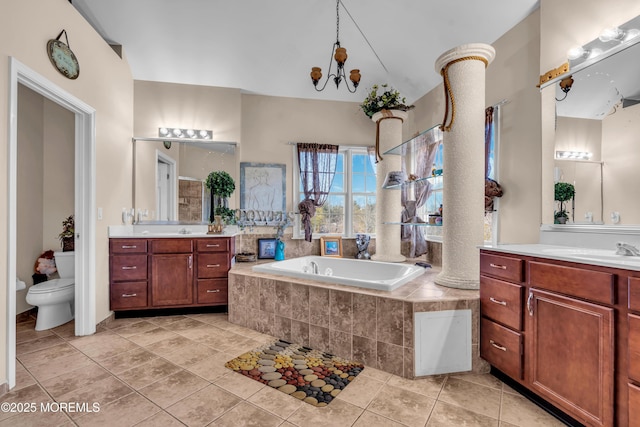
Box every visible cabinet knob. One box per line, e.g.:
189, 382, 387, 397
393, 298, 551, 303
206, 289, 221, 293
489, 297, 507, 306
122, 293, 137, 298
489, 339, 507, 352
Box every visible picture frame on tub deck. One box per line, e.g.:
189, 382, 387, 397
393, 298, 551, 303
320, 236, 342, 257
258, 238, 277, 259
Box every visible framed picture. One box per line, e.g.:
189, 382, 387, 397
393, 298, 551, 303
258, 238, 277, 259
240, 162, 286, 212
320, 236, 342, 257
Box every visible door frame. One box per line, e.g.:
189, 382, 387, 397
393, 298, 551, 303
156, 150, 177, 221
7, 57, 96, 388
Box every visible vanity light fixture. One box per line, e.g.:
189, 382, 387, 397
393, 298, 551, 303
158, 127, 212, 140
310, 0, 361, 93
555, 150, 592, 160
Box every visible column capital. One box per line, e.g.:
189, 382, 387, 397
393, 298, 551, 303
434, 43, 496, 73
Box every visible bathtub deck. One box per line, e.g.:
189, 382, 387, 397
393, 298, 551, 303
228, 260, 486, 379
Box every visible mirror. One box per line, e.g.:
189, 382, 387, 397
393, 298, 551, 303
134, 139, 236, 223
552, 36, 640, 225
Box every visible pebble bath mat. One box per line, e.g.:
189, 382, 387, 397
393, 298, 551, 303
225, 339, 364, 406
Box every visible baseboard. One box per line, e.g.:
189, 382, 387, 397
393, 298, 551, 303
0, 382, 8, 398
16, 308, 37, 323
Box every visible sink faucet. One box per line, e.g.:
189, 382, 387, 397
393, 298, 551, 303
616, 242, 640, 256
178, 227, 191, 235
309, 261, 319, 274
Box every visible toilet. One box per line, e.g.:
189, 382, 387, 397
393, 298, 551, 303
26, 251, 75, 331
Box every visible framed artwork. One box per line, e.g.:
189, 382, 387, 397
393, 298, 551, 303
320, 236, 343, 257
258, 238, 277, 259
240, 162, 286, 211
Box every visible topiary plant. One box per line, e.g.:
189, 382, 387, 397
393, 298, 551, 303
205, 171, 235, 198
554, 182, 575, 224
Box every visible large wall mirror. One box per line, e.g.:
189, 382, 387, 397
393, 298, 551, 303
551, 32, 640, 225
134, 139, 236, 223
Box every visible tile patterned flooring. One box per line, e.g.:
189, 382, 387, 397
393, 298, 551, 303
4, 313, 566, 426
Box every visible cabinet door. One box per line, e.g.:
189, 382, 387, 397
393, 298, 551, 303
528, 288, 614, 427
150, 254, 194, 306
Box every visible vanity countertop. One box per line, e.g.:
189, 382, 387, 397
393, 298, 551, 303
108, 224, 239, 238
480, 243, 640, 272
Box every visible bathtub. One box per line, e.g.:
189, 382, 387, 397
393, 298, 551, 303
251, 256, 426, 291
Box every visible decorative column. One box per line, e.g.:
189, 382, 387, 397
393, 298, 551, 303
433, 44, 495, 289
371, 109, 408, 263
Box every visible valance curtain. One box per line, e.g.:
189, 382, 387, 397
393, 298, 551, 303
401, 134, 440, 258
297, 143, 339, 242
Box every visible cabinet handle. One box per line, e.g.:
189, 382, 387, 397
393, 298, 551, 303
206, 289, 221, 293
121, 245, 137, 249
489, 340, 507, 352
206, 264, 221, 268
206, 244, 220, 248
527, 290, 534, 316
188, 255, 193, 269
489, 263, 507, 270
121, 266, 137, 270
122, 293, 137, 298
489, 297, 507, 306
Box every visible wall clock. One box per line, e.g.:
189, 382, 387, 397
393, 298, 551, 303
46, 30, 79, 80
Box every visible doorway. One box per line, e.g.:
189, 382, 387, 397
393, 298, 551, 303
7, 58, 96, 389
156, 150, 176, 221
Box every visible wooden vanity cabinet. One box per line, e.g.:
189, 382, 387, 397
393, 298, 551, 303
629, 277, 640, 424
480, 250, 619, 426
109, 236, 234, 311
109, 239, 148, 310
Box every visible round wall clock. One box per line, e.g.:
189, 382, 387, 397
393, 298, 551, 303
46, 31, 79, 80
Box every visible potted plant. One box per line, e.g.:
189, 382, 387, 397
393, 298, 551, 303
58, 215, 74, 251
205, 171, 235, 224
360, 84, 414, 118
554, 182, 575, 224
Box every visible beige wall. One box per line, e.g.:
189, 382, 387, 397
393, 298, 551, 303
1, 0, 134, 385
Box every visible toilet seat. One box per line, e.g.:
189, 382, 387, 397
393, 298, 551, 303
29, 278, 74, 294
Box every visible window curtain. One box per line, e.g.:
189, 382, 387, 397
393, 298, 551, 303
401, 135, 440, 258
297, 143, 339, 242
484, 106, 503, 211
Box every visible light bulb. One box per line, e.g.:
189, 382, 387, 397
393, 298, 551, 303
199, 130, 209, 138
186, 129, 195, 138
567, 46, 586, 60
159, 127, 168, 136
173, 128, 182, 137
599, 27, 623, 42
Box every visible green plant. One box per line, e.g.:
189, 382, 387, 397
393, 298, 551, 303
554, 182, 575, 223
205, 171, 235, 197
360, 84, 414, 118
58, 215, 74, 241
215, 206, 236, 225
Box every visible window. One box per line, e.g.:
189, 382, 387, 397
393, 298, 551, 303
294, 147, 376, 238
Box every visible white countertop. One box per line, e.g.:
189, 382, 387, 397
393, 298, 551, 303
481, 243, 640, 271
108, 224, 239, 238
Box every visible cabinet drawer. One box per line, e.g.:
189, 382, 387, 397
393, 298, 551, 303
528, 261, 614, 305
197, 279, 228, 304
630, 383, 640, 427
110, 239, 147, 254
150, 239, 193, 254
196, 238, 230, 252
480, 276, 523, 330
630, 277, 640, 312
480, 253, 523, 282
111, 255, 147, 281
480, 318, 523, 379
630, 314, 640, 383
197, 253, 230, 278
110, 282, 148, 310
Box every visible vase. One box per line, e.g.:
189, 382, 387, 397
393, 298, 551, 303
61, 237, 74, 252
274, 239, 285, 261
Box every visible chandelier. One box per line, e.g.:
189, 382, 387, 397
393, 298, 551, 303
310, 0, 361, 92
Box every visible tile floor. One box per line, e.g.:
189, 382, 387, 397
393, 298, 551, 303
4, 313, 566, 426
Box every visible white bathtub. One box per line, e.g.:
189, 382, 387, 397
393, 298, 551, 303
252, 256, 426, 291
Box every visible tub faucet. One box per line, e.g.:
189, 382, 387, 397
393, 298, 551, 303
616, 242, 640, 256
309, 261, 319, 274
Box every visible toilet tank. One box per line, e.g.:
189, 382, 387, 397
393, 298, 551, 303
54, 251, 75, 278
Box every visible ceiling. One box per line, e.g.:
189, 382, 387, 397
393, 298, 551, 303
71, 0, 539, 104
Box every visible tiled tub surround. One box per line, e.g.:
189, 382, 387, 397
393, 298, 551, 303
228, 263, 486, 379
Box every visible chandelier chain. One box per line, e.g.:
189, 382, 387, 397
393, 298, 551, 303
336, 0, 340, 44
